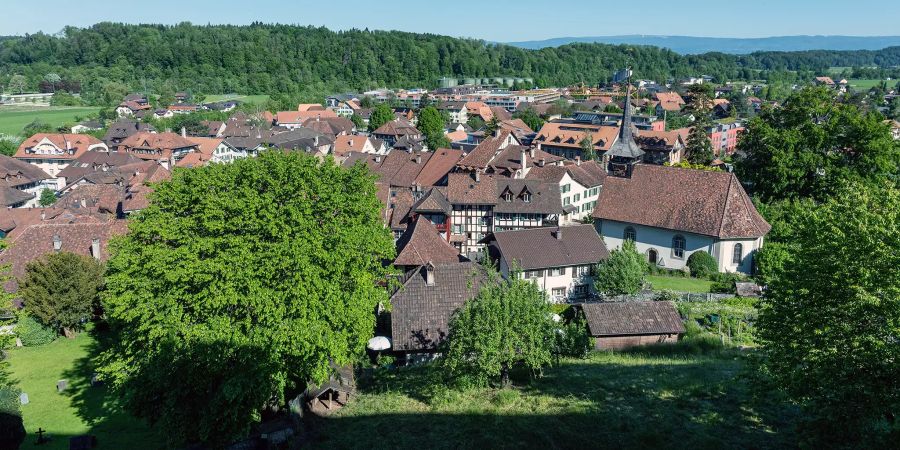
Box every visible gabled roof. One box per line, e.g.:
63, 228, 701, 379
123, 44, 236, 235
275, 109, 337, 124
411, 187, 451, 214
0, 187, 34, 207
373, 118, 419, 137
493, 179, 562, 214
446, 172, 496, 205
16, 134, 103, 160
0, 154, 51, 188
488, 224, 608, 270
592, 165, 771, 239
413, 148, 463, 187
457, 131, 511, 169
390, 262, 489, 351
582, 301, 685, 337
394, 216, 463, 266
534, 123, 619, 151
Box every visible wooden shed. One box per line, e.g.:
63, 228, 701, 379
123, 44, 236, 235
304, 364, 355, 416
581, 301, 685, 350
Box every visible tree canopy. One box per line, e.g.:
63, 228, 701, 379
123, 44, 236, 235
756, 182, 900, 446
367, 103, 393, 132
98, 152, 395, 446
593, 240, 646, 297
735, 87, 900, 202
417, 106, 449, 150
21, 252, 104, 337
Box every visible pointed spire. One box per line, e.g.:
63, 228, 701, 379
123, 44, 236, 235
620, 80, 634, 141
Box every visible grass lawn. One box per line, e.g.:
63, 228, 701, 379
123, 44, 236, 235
647, 275, 712, 293
204, 94, 270, 105
310, 347, 799, 449
7, 332, 162, 450
847, 79, 888, 91
0, 106, 101, 137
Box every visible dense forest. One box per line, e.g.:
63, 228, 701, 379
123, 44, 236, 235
1, 22, 899, 104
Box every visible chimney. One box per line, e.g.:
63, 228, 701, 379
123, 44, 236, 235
474, 171, 481, 182
52, 235, 62, 252
90, 238, 100, 260
529, 147, 536, 159
425, 262, 435, 286
415, 154, 421, 164
314, 135, 319, 146
316, 114, 320, 122
538, 158, 545, 167
40, 210, 46, 221
576, 156, 582, 166
520, 147, 527, 168
553, 227, 562, 240
374, 155, 382, 163
180, 127, 186, 138
80, 198, 86, 208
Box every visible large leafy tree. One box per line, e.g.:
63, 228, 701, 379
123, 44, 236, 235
512, 108, 544, 132
735, 86, 899, 202
757, 183, 900, 446
685, 85, 715, 165
417, 106, 449, 150
6, 75, 27, 95
98, 152, 395, 446
443, 272, 553, 387
367, 103, 393, 132
593, 240, 646, 297
21, 252, 104, 337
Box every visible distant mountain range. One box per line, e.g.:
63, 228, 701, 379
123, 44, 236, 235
505, 35, 900, 55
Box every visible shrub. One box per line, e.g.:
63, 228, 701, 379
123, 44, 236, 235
594, 240, 647, 296
710, 273, 745, 294
653, 290, 680, 302
686, 251, 718, 278
15, 315, 57, 346
555, 313, 592, 358
0, 386, 25, 450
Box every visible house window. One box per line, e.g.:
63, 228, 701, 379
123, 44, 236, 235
573, 285, 589, 296
523, 193, 531, 203
648, 248, 658, 265
504, 192, 512, 202
732, 243, 743, 264
561, 184, 571, 193
624, 226, 636, 241
672, 235, 686, 259
574, 265, 590, 277
551, 287, 566, 300
563, 197, 571, 206
549, 267, 564, 276
525, 270, 543, 279
573, 193, 580, 202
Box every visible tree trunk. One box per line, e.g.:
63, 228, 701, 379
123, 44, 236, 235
500, 363, 510, 388
63, 328, 76, 339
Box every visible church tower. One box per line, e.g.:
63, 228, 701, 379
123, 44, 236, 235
605, 68, 645, 177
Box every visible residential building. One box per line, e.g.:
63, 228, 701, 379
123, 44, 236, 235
0, 155, 54, 208
709, 122, 744, 156
103, 119, 155, 146
654, 91, 685, 116
635, 130, 685, 165
275, 109, 338, 129
592, 165, 771, 275
393, 215, 466, 271
14, 134, 108, 186
484, 224, 609, 303
117, 132, 199, 169
581, 301, 685, 349
532, 122, 619, 161
70, 120, 103, 134
116, 100, 151, 117
436, 101, 469, 124
372, 118, 421, 148
526, 159, 605, 224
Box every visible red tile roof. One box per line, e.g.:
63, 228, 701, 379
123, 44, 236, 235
394, 216, 463, 266
414, 148, 463, 187
15, 134, 104, 160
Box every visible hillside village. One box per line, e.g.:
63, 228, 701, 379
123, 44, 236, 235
0, 26, 898, 449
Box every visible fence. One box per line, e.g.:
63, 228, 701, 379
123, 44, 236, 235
576, 291, 738, 304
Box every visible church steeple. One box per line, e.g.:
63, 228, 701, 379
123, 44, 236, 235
606, 67, 645, 177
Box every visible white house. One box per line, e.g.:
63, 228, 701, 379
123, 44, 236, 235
485, 224, 609, 303
526, 159, 605, 224
592, 165, 770, 275
14, 134, 109, 189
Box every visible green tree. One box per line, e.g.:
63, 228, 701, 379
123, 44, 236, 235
101, 80, 129, 106
21, 252, 104, 337
594, 240, 646, 297
686, 86, 715, 165
0, 140, 17, 157
359, 96, 374, 108
580, 134, 596, 161
686, 251, 718, 278
512, 108, 544, 131
349, 113, 365, 130
21, 119, 54, 137
735, 86, 899, 202
467, 115, 485, 131
756, 183, 900, 446
368, 103, 393, 132
6, 75, 27, 94
417, 106, 449, 150
38, 188, 56, 207
98, 152, 395, 446
665, 113, 692, 131
443, 272, 554, 387
418, 93, 432, 110
485, 116, 501, 135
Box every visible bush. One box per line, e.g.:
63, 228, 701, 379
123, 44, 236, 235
710, 272, 745, 294
653, 289, 680, 302
15, 315, 57, 346
0, 386, 25, 450
555, 313, 592, 358
595, 240, 647, 296
686, 251, 718, 278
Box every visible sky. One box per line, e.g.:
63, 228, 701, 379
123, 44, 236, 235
2, 0, 899, 41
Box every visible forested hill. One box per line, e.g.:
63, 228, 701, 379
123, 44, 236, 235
2, 23, 900, 102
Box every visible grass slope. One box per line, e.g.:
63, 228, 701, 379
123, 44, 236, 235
310, 348, 798, 449
646, 275, 712, 293
7, 333, 162, 450
0, 106, 101, 137
204, 94, 269, 105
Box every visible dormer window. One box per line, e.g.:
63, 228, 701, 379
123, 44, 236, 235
503, 192, 512, 202
522, 192, 531, 203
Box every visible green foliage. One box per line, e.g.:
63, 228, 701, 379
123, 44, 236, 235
579, 134, 596, 160
417, 106, 449, 150
466, 115, 485, 131
512, 108, 544, 131
443, 273, 554, 387
709, 272, 745, 294
665, 161, 722, 171
686, 90, 714, 165
368, 103, 393, 132
50, 91, 81, 106
686, 251, 718, 278
0, 386, 25, 450
757, 183, 900, 446
555, 312, 592, 358
665, 113, 692, 131
594, 240, 647, 296
677, 297, 758, 346
0, 140, 16, 157
21, 118, 54, 136
6, 74, 27, 94
735, 86, 899, 202
98, 152, 395, 446
15, 314, 57, 346
349, 113, 365, 129
38, 188, 56, 207
21, 252, 104, 335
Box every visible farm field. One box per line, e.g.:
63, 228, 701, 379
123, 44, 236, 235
6, 332, 162, 450
0, 106, 101, 137
646, 274, 712, 293
204, 94, 270, 105
847, 78, 890, 90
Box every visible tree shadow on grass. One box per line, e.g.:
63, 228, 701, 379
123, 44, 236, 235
312, 344, 800, 450
58, 330, 163, 450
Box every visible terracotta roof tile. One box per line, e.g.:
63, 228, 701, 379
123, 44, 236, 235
394, 216, 463, 266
